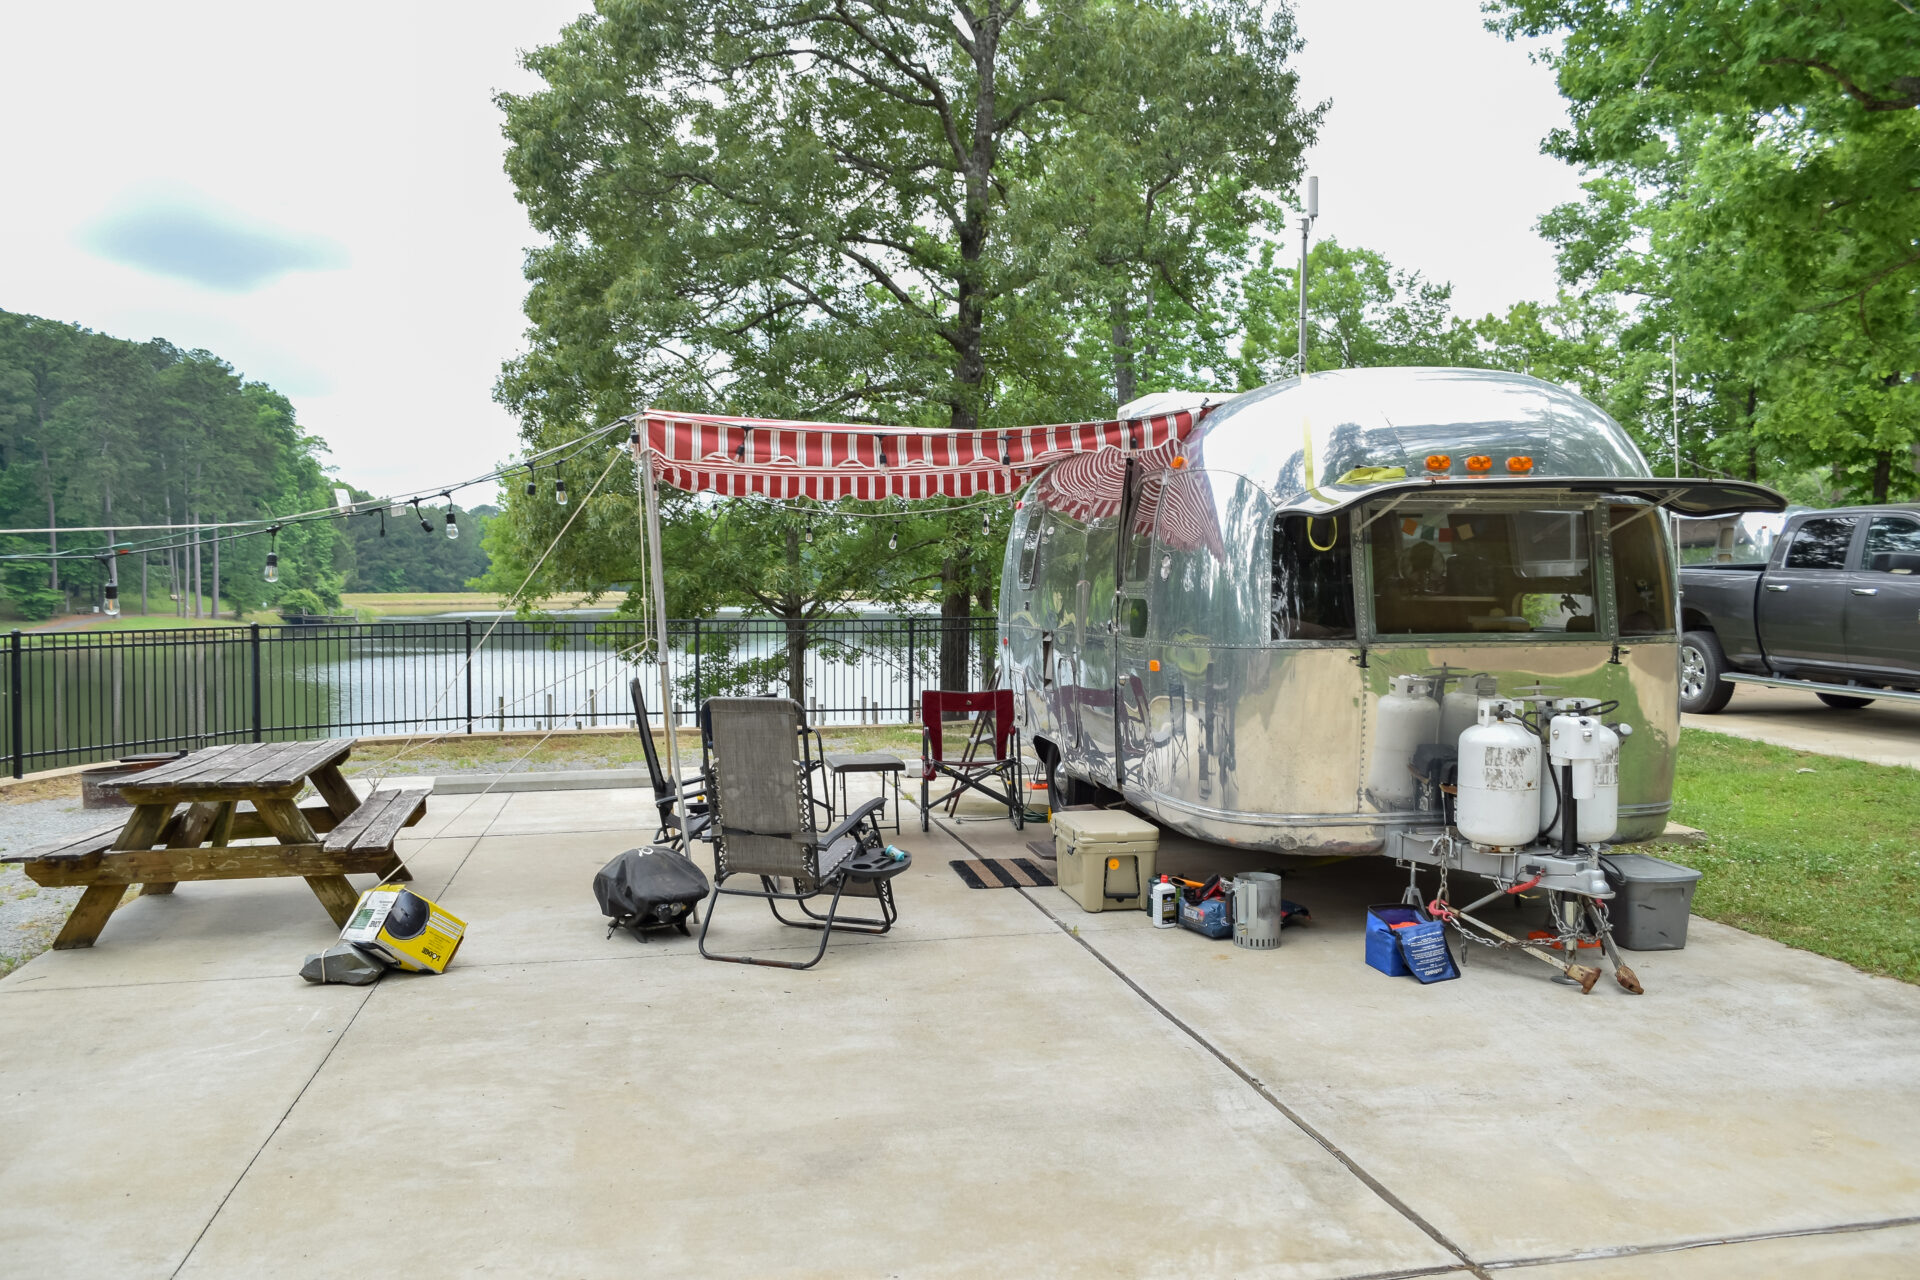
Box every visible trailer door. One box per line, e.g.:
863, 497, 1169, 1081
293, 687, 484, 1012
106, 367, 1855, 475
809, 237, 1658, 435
1075, 520, 1120, 783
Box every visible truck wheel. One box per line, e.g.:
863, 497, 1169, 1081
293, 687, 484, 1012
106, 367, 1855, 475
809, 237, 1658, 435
1679, 631, 1735, 714
1816, 692, 1875, 710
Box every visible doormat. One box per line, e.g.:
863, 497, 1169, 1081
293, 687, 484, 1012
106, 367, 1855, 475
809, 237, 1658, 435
949, 858, 1056, 889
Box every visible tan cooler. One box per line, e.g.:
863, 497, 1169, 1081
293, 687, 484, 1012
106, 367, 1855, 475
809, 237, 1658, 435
1054, 810, 1159, 912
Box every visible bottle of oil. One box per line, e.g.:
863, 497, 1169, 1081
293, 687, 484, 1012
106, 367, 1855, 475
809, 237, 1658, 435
1150, 875, 1178, 928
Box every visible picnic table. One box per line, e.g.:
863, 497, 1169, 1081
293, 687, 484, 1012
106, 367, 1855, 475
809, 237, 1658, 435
2, 739, 430, 950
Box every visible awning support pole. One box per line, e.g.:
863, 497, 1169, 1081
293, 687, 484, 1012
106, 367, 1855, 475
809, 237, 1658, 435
637, 435, 689, 841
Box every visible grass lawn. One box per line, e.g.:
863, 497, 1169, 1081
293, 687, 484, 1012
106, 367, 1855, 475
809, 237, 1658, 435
1641, 729, 1920, 984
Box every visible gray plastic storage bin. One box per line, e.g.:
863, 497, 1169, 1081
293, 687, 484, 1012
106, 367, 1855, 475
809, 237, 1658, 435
1602, 853, 1703, 951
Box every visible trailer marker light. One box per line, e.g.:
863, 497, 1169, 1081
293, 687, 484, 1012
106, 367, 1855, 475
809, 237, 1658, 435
1465, 455, 1493, 472
1507, 455, 1534, 473
1170, 455, 1187, 469
1148, 659, 1161, 672
1426, 454, 1451, 472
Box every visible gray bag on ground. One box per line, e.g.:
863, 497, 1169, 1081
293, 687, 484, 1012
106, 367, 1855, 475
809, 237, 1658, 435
594, 846, 710, 941
300, 942, 389, 985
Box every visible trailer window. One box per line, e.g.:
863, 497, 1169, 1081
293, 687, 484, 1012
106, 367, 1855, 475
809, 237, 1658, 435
1272, 514, 1355, 640
1609, 506, 1675, 635
1017, 515, 1042, 587
1367, 506, 1597, 636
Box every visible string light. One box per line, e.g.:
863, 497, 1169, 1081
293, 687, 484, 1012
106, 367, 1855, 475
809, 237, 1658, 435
443, 492, 459, 540
555, 477, 569, 505
736, 428, 750, 462
101, 556, 120, 617
888, 528, 898, 551
525, 466, 537, 498
412, 499, 432, 534
264, 526, 280, 583
804, 517, 814, 544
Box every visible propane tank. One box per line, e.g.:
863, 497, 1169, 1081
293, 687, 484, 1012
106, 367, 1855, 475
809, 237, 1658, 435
1366, 674, 1440, 808
1541, 713, 1621, 844
1441, 674, 1498, 747
1455, 698, 1542, 849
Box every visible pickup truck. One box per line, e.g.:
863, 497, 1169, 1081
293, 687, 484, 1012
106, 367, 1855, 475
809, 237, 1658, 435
1678, 503, 1920, 714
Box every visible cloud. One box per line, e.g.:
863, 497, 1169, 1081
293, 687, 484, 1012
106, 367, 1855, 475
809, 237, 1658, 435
81, 198, 348, 292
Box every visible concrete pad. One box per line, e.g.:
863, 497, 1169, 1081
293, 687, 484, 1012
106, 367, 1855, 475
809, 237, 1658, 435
432, 768, 647, 794
177, 934, 1457, 1280
444, 822, 1054, 969
1024, 853, 1920, 1264
1684, 684, 1920, 768
0, 838, 477, 992
480, 788, 657, 836
0, 979, 369, 1277
403, 791, 511, 840
1502, 1220, 1920, 1278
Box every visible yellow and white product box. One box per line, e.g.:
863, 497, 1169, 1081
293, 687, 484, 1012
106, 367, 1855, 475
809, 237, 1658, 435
339, 884, 466, 973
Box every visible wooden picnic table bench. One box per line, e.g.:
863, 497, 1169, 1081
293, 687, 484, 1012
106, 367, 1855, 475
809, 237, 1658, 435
0, 739, 430, 950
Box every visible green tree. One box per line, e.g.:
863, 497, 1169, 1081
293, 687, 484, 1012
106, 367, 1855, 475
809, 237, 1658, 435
494, 0, 1316, 686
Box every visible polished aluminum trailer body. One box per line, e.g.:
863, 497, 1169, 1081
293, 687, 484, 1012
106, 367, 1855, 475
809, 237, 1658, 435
999, 368, 1781, 855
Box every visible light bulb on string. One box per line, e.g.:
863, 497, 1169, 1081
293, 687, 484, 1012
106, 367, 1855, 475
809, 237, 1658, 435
264, 526, 280, 583
443, 492, 459, 540
555, 478, 569, 505
981, 509, 991, 536
804, 517, 814, 544
413, 500, 432, 534
525, 466, 537, 498
102, 556, 120, 617
888, 527, 898, 551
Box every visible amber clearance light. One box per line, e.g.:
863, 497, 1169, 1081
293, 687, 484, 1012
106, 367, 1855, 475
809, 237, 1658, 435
1507, 455, 1534, 473
1465, 455, 1493, 472
1425, 453, 1452, 473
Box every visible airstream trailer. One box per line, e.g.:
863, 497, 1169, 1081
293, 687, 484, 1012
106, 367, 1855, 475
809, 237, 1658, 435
999, 368, 1783, 873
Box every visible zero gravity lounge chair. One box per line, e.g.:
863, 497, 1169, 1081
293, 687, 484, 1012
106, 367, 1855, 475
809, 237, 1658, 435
629, 679, 711, 850
698, 697, 906, 970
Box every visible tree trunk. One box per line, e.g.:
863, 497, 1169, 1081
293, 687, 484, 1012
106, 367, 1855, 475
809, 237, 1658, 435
939, 549, 973, 709
191, 516, 202, 618
1872, 450, 1892, 504
141, 556, 148, 615
212, 534, 221, 618
1110, 296, 1137, 409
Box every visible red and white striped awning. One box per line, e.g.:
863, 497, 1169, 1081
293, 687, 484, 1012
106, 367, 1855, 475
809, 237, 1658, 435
634, 408, 1200, 502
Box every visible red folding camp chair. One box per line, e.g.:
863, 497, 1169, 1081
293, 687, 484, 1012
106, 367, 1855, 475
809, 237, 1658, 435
919, 689, 1024, 832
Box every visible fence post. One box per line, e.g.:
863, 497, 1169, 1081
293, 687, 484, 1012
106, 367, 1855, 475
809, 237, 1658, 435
691, 617, 702, 721
904, 617, 915, 725
249, 623, 263, 743
464, 618, 474, 735
9, 631, 23, 779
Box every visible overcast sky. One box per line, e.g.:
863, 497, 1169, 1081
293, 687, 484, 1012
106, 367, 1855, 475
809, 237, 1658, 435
0, 1, 1584, 499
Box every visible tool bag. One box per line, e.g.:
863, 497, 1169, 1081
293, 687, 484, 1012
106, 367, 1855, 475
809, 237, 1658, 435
593, 846, 711, 941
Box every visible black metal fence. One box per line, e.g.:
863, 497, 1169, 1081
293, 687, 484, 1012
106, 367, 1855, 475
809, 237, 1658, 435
3, 614, 1001, 777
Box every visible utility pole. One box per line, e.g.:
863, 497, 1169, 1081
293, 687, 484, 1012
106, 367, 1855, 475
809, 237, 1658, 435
1670, 333, 1680, 478
1297, 176, 1319, 377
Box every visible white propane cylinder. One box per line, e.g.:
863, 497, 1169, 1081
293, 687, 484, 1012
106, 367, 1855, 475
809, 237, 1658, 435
1366, 674, 1440, 807
1455, 698, 1542, 849
1441, 674, 1498, 747
1542, 713, 1621, 844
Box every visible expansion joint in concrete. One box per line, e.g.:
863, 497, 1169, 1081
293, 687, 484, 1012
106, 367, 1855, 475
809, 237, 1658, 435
936, 821, 1493, 1280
